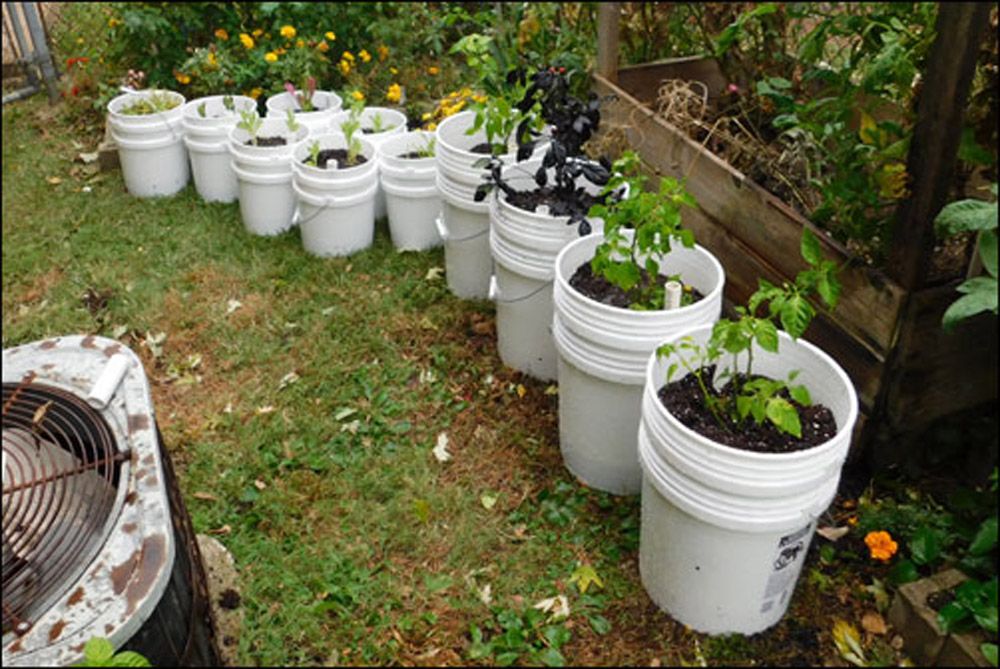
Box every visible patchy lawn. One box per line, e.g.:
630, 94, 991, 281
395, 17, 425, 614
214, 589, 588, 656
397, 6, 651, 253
4, 96, 913, 667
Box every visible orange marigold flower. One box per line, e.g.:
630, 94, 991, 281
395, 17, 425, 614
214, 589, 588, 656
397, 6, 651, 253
864, 531, 898, 562
317, 40, 330, 53
248, 87, 263, 99
215, 28, 229, 40
377, 44, 389, 61
427, 66, 440, 76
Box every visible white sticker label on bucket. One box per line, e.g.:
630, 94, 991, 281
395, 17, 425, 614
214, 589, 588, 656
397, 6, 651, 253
760, 522, 814, 614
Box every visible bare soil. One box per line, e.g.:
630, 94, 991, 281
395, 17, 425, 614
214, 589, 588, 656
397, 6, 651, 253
569, 261, 705, 309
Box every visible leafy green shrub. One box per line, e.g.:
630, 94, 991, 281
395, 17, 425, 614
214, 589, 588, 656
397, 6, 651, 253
75, 638, 150, 667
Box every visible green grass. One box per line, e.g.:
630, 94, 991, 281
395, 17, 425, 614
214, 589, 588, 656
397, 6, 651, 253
4, 96, 859, 667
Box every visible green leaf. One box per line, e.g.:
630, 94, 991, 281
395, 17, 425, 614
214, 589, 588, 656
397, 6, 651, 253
568, 564, 604, 594
801, 228, 824, 266
542, 624, 571, 649
423, 573, 453, 593
981, 642, 998, 666
935, 198, 998, 236
109, 651, 151, 667
83, 638, 115, 664
938, 601, 972, 633
754, 319, 780, 353
587, 614, 612, 635
789, 384, 812, 406
910, 527, 943, 566
887, 559, 920, 585
766, 397, 801, 437
942, 279, 998, 331
780, 294, 815, 339
969, 517, 998, 556
736, 395, 754, 420
980, 229, 998, 278
534, 647, 566, 667
496, 650, 522, 666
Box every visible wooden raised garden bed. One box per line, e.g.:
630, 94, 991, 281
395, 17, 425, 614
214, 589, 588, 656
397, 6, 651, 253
590, 52, 997, 456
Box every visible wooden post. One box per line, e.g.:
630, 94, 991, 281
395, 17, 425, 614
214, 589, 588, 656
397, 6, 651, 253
597, 2, 620, 83
886, 2, 991, 291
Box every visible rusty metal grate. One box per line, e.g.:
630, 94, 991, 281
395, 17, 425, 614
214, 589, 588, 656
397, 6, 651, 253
2, 378, 129, 636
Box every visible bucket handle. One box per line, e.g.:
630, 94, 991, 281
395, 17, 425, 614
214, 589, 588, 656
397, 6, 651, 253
489, 275, 553, 304
435, 216, 489, 244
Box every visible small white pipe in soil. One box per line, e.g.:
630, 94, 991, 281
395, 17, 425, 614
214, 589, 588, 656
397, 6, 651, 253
664, 281, 683, 310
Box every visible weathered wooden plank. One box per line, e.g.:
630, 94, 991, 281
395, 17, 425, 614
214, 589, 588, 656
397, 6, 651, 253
617, 57, 727, 106
596, 3, 620, 83
882, 283, 998, 430
887, 2, 992, 290
594, 72, 906, 355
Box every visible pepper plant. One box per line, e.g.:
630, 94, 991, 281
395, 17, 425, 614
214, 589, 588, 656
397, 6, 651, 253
236, 108, 262, 146
339, 97, 365, 167
657, 227, 841, 438
586, 151, 697, 310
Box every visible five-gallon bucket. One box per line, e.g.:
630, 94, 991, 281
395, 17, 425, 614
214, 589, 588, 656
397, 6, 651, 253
228, 118, 309, 236
552, 232, 724, 495
638, 324, 858, 634
182, 95, 257, 203
265, 90, 343, 135
331, 106, 407, 221
376, 130, 441, 251
107, 90, 188, 197
489, 161, 603, 381
291, 133, 378, 257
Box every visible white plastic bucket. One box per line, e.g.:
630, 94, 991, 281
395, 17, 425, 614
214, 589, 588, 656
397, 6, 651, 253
376, 130, 441, 251
291, 133, 378, 257
265, 90, 343, 135
638, 324, 858, 634
228, 118, 309, 236
182, 95, 257, 202
107, 90, 188, 197
434, 111, 525, 299
552, 232, 724, 494
488, 161, 604, 381
331, 106, 408, 221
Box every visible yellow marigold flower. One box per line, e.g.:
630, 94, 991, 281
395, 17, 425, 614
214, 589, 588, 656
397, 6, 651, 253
280, 25, 296, 39
386, 83, 402, 104
847, 516, 859, 526
206, 51, 218, 67
864, 531, 898, 562
425, 122, 437, 131
338, 60, 351, 76
248, 87, 263, 99
317, 40, 330, 53
377, 45, 389, 61
296, 39, 305, 49
472, 94, 487, 104
359, 49, 372, 63
252, 28, 263, 37
460, 87, 472, 97
325, 31, 336, 41
389, 67, 398, 75
239, 33, 254, 49
342, 51, 355, 62
421, 112, 432, 121
214, 28, 228, 40
264, 52, 278, 63
108, 17, 121, 28
174, 72, 191, 85
427, 66, 440, 76
351, 90, 365, 102
450, 99, 466, 114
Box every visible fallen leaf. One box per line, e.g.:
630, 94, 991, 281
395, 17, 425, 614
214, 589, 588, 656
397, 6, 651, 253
831, 619, 866, 666
480, 493, 498, 510
32, 401, 53, 426
321, 306, 335, 316
341, 419, 361, 434
208, 524, 232, 535
817, 525, 850, 542
544, 385, 558, 395
254, 479, 267, 491
223, 402, 234, 414
413, 499, 431, 523
110, 324, 128, 339
193, 492, 218, 501
278, 371, 300, 390
425, 266, 444, 281
46, 176, 62, 185
78, 151, 99, 164
256, 405, 276, 415
569, 564, 604, 594
861, 611, 887, 636
334, 407, 357, 421
516, 384, 526, 399
865, 578, 891, 613
533, 595, 570, 621
479, 584, 492, 605
432, 432, 451, 462
225, 299, 242, 314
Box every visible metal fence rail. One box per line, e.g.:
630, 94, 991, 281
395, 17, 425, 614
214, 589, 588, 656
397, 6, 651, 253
2, 1, 59, 105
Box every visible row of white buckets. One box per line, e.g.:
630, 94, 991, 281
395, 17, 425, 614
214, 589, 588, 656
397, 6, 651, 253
107, 90, 190, 198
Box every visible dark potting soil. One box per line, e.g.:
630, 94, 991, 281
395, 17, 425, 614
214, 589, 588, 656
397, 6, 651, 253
657, 367, 838, 454
398, 151, 429, 160
305, 148, 369, 170
503, 187, 604, 218
569, 261, 705, 310
248, 136, 287, 147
